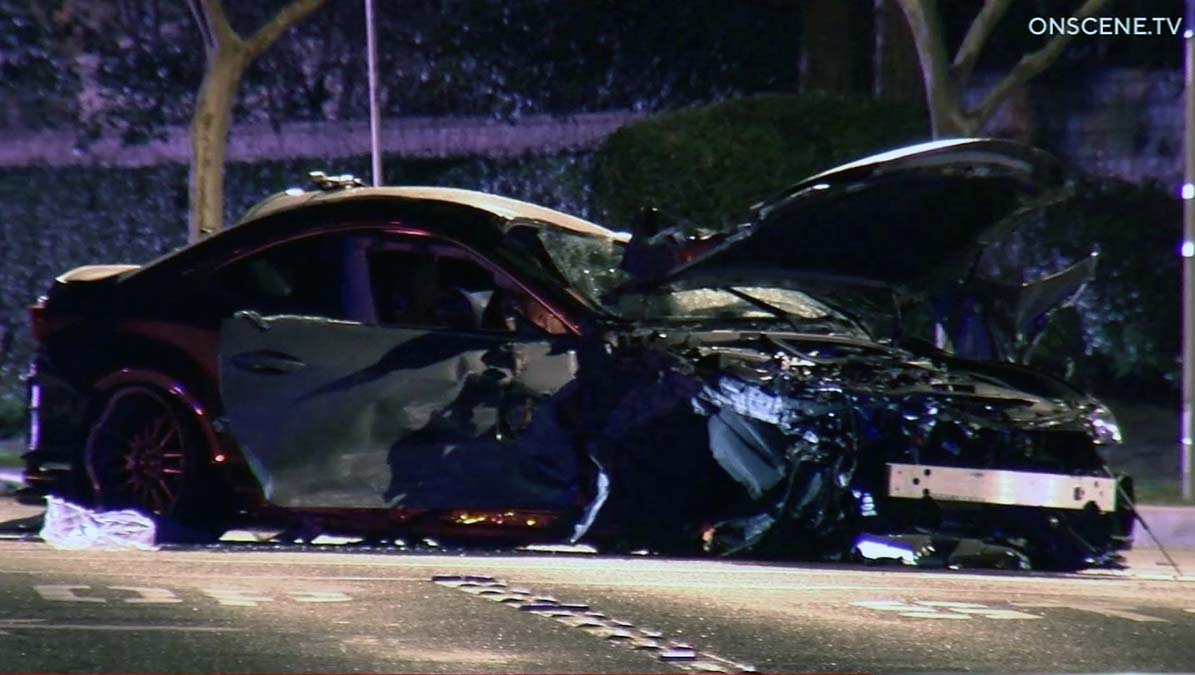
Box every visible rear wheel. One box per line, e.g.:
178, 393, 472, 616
84, 385, 226, 535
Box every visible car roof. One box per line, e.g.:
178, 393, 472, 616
238, 185, 630, 241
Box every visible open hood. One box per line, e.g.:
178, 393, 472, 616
617, 139, 1086, 364
666, 138, 1063, 289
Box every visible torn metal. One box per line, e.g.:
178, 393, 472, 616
543, 326, 1131, 569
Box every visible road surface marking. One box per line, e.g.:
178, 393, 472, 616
432, 574, 756, 673
852, 600, 971, 619
201, 588, 273, 607
0, 619, 243, 634
109, 586, 183, 604
853, 600, 960, 619
28, 585, 350, 606
1011, 601, 1168, 623
918, 601, 1041, 620
289, 590, 352, 603
33, 585, 105, 603
853, 600, 1041, 620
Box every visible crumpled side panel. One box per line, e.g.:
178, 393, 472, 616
696, 374, 859, 558
220, 315, 580, 511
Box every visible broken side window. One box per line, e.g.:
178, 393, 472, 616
368, 236, 569, 335
211, 232, 373, 322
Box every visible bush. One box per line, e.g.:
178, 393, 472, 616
0, 393, 24, 439
590, 93, 928, 230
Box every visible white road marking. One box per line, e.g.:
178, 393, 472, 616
854, 600, 1041, 620
33, 585, 105, 603
201, 588, 273, 607
109, 586, 182, 604
433, 575, 756, 673
1011, 601, 1168, 623
855, 600, 952, 619
27, 584, 350, 606
918, 601, 1041, 620
289, 591, 351, 603
852, 600, 970, 619
0, 619, 243, 633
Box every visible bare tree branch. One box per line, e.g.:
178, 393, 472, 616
186, 0, 215, 54
969, 0, 1112, 127
188, 0, 241, 57
244, 0, 327, 61
950, 0, 1014, 87
187, 0, 327, 241
203, 0, 241, 46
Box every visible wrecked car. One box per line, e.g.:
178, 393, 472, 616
21, 139, 1133, 569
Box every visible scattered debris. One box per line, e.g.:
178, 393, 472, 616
39, 497, 157, 551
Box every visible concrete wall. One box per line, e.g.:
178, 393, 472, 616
977, 68, 1184, 187
1, 68, 1183, 184
0, 112, 644, 168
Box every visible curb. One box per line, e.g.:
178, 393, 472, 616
0, 468, 23, 496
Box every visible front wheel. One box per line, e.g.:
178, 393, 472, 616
84, 385, 226, 535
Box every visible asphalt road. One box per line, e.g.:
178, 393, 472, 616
3, 498, 1195, 674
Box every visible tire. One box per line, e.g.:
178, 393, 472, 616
83, 384, 228, 537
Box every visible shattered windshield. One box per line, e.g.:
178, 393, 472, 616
529, 225, 630, 304
525, 224, 866, 333
609, 286, 833, 322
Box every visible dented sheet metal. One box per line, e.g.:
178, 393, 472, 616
204, 140, 1133, 571
217, 309, 1133, 569
571, 327, 1133, 568
219, 312, 579, 510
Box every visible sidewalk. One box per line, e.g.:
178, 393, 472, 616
1134, 505, 1195, 549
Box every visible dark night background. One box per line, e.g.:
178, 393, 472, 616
0, 0, 1187, 494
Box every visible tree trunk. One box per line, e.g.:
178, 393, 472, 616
893, 0, 954, 137
895, 0, 1110, 139
930, 96, 976, 138
185, 0, 325, 243
188, 50, 246, 243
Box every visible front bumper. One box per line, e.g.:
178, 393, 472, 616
887, 463, 1119, 512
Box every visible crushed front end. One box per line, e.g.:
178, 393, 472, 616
573, 328, 1132, 570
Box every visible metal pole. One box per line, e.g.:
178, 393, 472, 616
1183, 4, 1195, 501
365, 0, 382, 187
